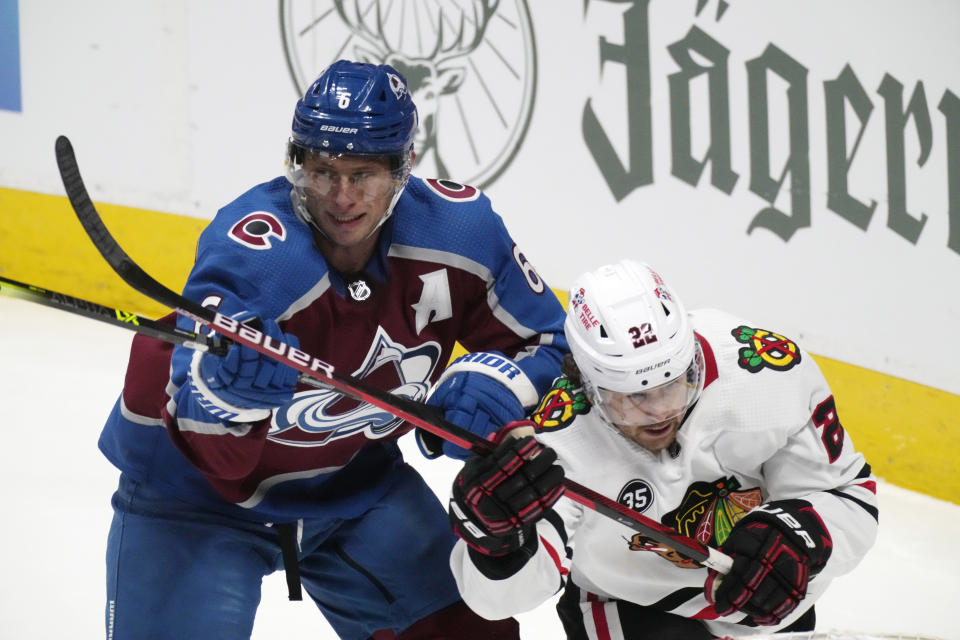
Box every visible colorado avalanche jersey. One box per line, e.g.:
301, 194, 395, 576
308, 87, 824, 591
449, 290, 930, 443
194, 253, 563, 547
98, 175, 567, 523
451, 309, 878, 637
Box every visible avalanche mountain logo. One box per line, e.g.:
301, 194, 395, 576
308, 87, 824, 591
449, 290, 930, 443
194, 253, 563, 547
731, 325, 802, 373
268, 327, 442, 446
279, 0, 537, 189
531, 377, 589, 431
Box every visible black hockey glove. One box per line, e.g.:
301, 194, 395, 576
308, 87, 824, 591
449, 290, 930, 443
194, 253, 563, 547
706, 499, 833, 626
449, 430, 565, 557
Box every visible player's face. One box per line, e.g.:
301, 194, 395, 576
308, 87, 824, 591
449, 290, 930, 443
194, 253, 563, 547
598, 377, 691, 452
593, 351, 703, 453
300, 153, 397, 249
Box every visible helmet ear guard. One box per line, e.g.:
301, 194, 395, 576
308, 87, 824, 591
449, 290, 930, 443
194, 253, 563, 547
565, 260, 704, 428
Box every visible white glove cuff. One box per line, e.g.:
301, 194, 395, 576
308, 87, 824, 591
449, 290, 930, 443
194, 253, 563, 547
427, 352, 540, 408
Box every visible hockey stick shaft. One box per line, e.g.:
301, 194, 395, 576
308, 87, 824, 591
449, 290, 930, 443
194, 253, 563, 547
0, 275, 210, 350
54, 135, 732, 573
0, 276, 345, 396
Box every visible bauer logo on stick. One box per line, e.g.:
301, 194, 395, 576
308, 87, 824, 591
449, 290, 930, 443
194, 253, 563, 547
211, 313, 334, 377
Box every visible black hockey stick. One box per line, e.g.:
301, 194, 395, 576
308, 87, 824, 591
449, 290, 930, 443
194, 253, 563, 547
0, 275, 214, 351
54, 134, 733, 573
0, 275, 357, 400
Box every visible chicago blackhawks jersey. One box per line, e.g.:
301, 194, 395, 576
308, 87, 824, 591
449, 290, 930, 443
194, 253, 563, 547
98, 175, 567, 523
451, 308, 878, 638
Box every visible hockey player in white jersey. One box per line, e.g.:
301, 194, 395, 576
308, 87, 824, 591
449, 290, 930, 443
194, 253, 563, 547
448, 260, 878, 639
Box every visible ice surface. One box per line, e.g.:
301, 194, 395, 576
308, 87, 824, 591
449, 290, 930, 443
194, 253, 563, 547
1, 297, 956, 639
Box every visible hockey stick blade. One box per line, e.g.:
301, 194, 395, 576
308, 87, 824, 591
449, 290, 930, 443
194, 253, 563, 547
54, 134, 732, 573
55, 136, 209, 318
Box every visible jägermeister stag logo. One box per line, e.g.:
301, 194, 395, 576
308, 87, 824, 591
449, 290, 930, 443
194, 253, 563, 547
280, 0, 537, 189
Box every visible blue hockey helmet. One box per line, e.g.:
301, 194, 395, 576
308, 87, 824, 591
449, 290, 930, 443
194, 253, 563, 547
290, 60, 418, 159
286, 60, 419, 237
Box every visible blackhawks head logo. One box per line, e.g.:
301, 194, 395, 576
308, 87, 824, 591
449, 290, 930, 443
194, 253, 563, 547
661, 477, 762, 548
731, 325, 801, 373
530, 377, 589, 431
624, 477, 762, 569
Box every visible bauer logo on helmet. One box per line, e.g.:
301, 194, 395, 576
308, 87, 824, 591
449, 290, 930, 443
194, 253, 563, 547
635, 359, 671, 375
319, 125, 359, 134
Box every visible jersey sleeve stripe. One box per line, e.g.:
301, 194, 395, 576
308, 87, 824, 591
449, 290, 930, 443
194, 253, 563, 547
119, 397, 165, 427
825, 488, 880, 521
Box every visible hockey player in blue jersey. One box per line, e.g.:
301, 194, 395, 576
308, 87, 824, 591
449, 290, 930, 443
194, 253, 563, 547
99, 60, 568, 639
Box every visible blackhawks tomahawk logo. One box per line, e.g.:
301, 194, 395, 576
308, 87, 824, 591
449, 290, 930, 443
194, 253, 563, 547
530, 377, 589, 431
731, 325, 801, 373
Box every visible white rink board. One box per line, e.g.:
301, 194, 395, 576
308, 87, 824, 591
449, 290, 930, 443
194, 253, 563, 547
0, 0, 958, 395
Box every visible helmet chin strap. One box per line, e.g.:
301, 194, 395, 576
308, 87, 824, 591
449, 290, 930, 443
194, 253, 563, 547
368, 179, 407, 235
290, 188, 324, 237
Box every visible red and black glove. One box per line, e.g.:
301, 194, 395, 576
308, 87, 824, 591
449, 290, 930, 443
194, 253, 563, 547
705, 499, 833, 626
449, 429, 565, 557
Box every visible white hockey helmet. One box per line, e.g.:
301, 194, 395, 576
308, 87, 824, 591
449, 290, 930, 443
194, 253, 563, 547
565, 260, 704, 429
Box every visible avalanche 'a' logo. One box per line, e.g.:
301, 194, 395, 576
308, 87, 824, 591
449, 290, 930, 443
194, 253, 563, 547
731, 325, 802, 373
267, 327, 441, 446
228, 212, 286, 250
530, 377, 589, 431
